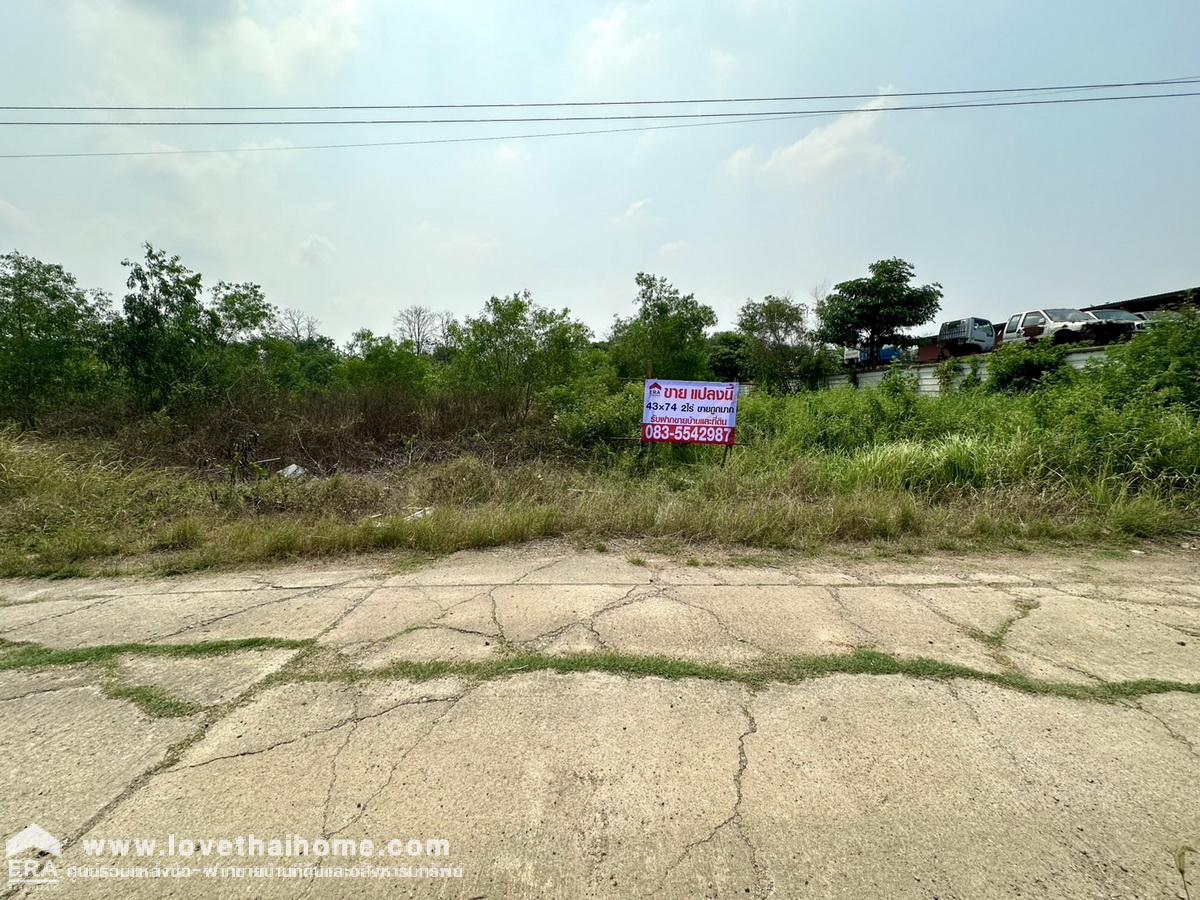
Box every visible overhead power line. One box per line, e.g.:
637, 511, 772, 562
1, 89, 1197, 126
3, 75, 1197, 111
0, 111, 835, 160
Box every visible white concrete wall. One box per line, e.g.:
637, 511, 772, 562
820, 346, 1109, 396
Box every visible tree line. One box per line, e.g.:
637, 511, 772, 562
0, 244, 943, 452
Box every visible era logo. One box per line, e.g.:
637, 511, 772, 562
6, 824, 61, 886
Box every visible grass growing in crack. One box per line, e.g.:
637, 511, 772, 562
327, 647, 1200, 703
966, 598, 1039, 649
0, 637, 312, 672
6, 633, 1199, 706
375, 652, 745, 684
102, 682, 200, 718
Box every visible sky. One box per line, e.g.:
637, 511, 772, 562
1, 0, 1198, 343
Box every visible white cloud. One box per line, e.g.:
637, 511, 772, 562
724, 147, 758, 178
407, 221, 498, 256
0, 197, 34, 234
614, 198, 653, 224
66, 0, 365, 95
577, 5, 659, 87
710, 49, 738, 78
217, 0, 363, 87
296, 233, 335, 265
725, 94, 905, 183
121, 139, 295, 182
439, 234, 499, 255
495, 143, 531, 163
657, 239, 689, 256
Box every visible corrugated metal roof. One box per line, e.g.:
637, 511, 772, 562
1084, 287, 1198, 313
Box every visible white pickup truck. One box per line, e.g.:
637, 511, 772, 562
998, 308, 1132, 346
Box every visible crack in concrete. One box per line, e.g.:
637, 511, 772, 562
22, 653, 410, 879
329, 688, 471, 839
321, 694, 361, 836
314, 582, 386, 642
486, 586, 507, 645
174, 690, 461, 773
0, 594, 124, 636
828, 586, 875, 643
332, 598, 447, 658
664, 690, 771, 897
585, 585, 660, 648
0, 589, 115, 610
427, 585, 493, 613
1087, 594, 1200, 639
660, 589, 771, 657
905, 588, 977, 634
0, 680, 93, 704
1130, 701, 1200, 761
946, 681, 1029, 775
1013, 645, 1105, 683
945, 681, 1119, 892
148, 584, 338, 642
514, 556, 569, 584
414, 623, 498, 640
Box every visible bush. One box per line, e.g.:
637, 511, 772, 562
985, 339, 1074, 392
1090, 310, 1200, 410
553, 382, 641, 447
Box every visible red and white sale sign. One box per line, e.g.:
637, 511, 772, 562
641, 380, 739, 446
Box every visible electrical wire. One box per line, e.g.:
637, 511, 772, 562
0, 110, 835, 160
1, 89, 1198, 126
3, 75, 1197, 111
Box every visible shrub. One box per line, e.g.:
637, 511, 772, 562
1090, 309, 1200, 410
986, 339, 1073, 392
935, 358, 962, 393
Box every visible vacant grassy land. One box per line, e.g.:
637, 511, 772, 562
2, 393, 1196, 575
3, 317, 1198, 576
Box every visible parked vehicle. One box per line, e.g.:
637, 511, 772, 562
856, 345, 904, 365
1085, 308, 1147, 334
937, 317, 995, 356
999, 307, 1128, 345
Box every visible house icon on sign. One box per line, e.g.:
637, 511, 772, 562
6, 824, 61, 858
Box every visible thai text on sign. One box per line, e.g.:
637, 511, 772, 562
641, 380, 739, 446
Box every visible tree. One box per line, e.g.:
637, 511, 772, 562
264, 308, 338, 391
0, 251, 110, 424
110, 244, 221, 412
816, 258, 942, 365
608, 273, 717, 379
212, 281, 274, 342
393, 305, 439, 355
447, 291, 591, 423
736, 294, 835, 391
273, 307, 321, 344
707, 331, 748, 382
340, 329, 429, 393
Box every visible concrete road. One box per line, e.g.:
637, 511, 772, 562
1, 544, 1198, 898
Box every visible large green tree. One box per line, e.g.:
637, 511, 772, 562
707, 331, 748, 382
816, 258, 942, 365
0, 251, 110, 424
447, 291, 592, 423
736, 294, 835, 391
341, 329, 430, 393
110, 244, 280, 411
110, 244, 217, 411
608, 273, 717, 379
